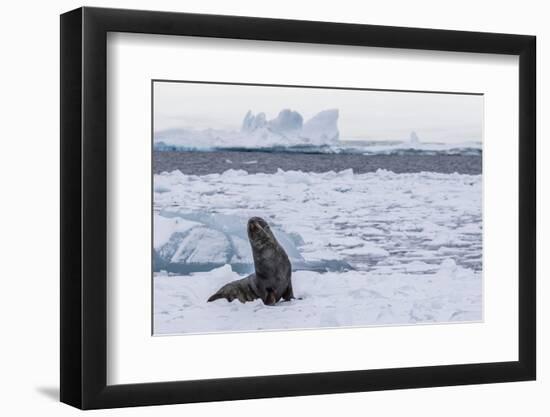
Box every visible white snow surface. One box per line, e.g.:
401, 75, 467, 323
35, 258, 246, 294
153, 168, 482, 334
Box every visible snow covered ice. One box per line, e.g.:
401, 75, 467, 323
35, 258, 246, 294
153, 168, 482, 335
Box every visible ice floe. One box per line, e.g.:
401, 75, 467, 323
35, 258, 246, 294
153, 168, 482, 334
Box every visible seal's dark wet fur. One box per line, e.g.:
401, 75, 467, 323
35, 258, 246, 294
207, 217, 294, 305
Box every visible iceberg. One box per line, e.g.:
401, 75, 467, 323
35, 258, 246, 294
300, 109, 339, 145
154, 109, 482, 156
254, 109, 304, 135
267, 109, 303, 134
154, 108, 340, 151
409, 131, 420, 146
241, 110, 267, 132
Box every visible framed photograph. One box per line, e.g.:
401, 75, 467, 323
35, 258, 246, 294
60, 6, 536, 409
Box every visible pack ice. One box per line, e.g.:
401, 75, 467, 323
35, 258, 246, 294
153, 168, 482, 334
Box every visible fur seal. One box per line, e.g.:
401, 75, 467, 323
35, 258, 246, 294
207, 217, 294, 305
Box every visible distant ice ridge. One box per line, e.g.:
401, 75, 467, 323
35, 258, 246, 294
356, 132, 482, 156
154, 108, 340, 151
155, 121, 481, 155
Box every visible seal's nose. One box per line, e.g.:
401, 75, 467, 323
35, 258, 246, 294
248, 217, 266, 234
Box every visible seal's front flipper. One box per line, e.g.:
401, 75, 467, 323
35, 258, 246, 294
207, 275, 259, 304
282, 282, 295, 302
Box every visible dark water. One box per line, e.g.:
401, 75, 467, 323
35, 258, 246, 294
154, 150, 482, 175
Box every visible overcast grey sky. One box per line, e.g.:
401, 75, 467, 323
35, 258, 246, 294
154, 81, 483, 143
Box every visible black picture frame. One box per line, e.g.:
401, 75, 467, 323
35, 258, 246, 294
60, 6, 536, 410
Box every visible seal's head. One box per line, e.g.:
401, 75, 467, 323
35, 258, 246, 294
247, 217, 277, 250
